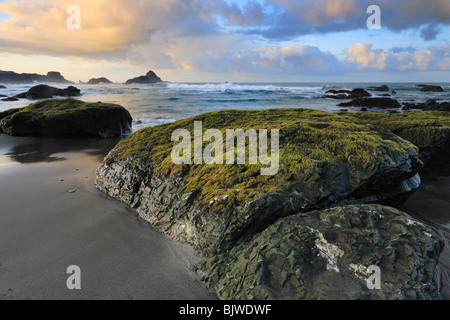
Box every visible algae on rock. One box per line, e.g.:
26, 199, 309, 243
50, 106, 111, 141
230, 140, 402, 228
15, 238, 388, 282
96, 109, 422, 256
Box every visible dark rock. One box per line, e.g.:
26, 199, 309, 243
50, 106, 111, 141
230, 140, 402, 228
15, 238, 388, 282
0, 99, 132, 138
401, 100, 450, 112
338, 98, 401, 109
418, 84, 444, 92
368, 85, 390, 92
1, 97, 19, 102
0, 85, 6, 89
323, 88, 371, 100
200, 204, 444, 300
360, 107, 368, 112
87, 77, 113, 85
125, 70, 163, 85
14, 84, 81, 100
391, 90, 397, 94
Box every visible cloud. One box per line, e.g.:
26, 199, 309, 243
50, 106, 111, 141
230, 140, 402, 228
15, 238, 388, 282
390, 46, 416, 54
247, 0, 450, 39
344, 43, 450, 72
345, 43, 389, 70
420, 23, 441, 41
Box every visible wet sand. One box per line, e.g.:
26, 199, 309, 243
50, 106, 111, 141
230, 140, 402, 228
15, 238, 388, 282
0, 135, 217, 300
398, 172, 450, 300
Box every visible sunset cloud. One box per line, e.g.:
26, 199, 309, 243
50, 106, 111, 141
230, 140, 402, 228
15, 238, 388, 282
0, 0, 448, 81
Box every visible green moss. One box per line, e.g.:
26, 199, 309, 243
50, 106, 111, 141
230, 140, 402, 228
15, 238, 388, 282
7, 98, 126, 121
348, 111, 450, 149
107, 108, 417, 207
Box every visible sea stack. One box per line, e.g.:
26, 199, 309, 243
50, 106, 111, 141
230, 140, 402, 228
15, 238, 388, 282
125, 70, 163, 85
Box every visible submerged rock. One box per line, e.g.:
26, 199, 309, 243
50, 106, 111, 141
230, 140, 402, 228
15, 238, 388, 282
96, 109, 421, 256
14, 84, 81, 100
199, 204, 444, 300
0, 98, 132, 138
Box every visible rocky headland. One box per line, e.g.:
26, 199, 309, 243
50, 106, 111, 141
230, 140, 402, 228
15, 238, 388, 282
0, 70, 71, 84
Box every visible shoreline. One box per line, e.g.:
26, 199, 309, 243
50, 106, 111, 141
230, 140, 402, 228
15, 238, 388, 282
0, 135, 217, 300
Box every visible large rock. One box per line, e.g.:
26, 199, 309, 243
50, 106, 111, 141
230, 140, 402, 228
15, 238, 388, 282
199, 204, 444, 300
87, 77, 113, 85
338, 98, 401, 109
0, 98, 132, 138
96, 109, 422, 256
125, 70, 163, 84
14, 84, 81, 100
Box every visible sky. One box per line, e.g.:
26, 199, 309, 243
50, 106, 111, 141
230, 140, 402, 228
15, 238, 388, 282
0, 0, 449, 83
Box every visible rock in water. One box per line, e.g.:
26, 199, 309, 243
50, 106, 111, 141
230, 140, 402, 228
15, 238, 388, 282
14, 84, 81, 100
87, 77, 113, 85
200, 204, 444, 300
125, 70, 163, 84
418, 85, 444, 92
46, 71, 70, 83
0, 99, 132, 138
95, 109, 422, 256
368, 85, 390, 92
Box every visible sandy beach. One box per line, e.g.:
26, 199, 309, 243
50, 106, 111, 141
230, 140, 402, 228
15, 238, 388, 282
0, 135, 217, 300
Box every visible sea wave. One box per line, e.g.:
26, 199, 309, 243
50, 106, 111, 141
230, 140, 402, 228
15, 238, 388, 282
165, 82, 322, 94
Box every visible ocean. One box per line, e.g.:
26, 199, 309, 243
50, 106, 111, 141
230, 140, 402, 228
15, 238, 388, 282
1, 82, 449, 132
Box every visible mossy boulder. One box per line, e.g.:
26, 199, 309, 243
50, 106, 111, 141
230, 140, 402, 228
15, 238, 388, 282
349, 111, 450, 168
96, 109, 422, 256
0, 98, 132, 138
199, 204, 444, 300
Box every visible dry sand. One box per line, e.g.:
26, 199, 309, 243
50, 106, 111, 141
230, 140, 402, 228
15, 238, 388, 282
0, 135, 217, 300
